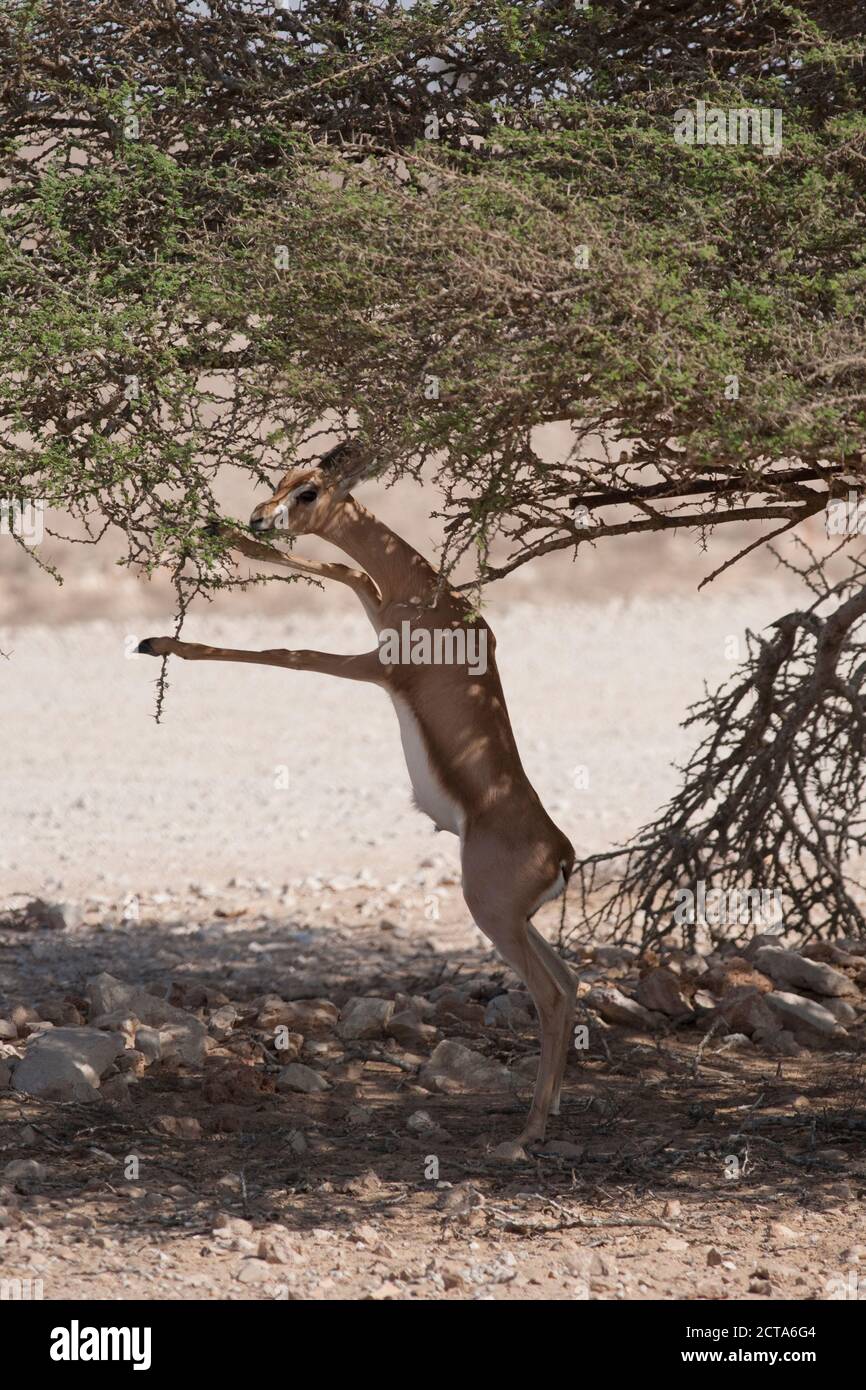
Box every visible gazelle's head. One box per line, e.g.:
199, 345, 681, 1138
249, 440, 368, 537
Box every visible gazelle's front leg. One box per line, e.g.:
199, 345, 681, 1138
223, 527, 382, 623
138, 637, 385, 684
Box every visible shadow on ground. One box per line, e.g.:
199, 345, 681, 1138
2, 901, 865, 1299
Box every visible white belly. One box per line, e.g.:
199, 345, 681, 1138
388, 694, 464, 836
530, 868, 567, 917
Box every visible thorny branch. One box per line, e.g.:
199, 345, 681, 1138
566, 543, 866, 950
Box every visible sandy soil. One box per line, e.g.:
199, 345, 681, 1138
2, 569, 864, 1302
1, 882, 864, 1302
0, 584, 801, 896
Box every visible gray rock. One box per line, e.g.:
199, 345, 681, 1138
33, 998, 84, 1027
803, 943, 861, 967
155, 1115, 202, 1140
717, 986, 782, 1041
337, 997, 394, 1040
636, 967, 695, 1019
585, 986, 661, 1031
438, 1182, 484, 1216
275, 1063, 330, 1094
49, 900, 82, 930
753, 947, 856, 998
11, 1027, 125, 1101
86, 972, 135, 1016
406, 1109, 449, 1139
431, 991, 485, 1025
822, 998, 859, 1025
89, 1011, 138, 1044
235, 1259, 277, 1285
87, 975, 206, 1063
747, 933, 786, 955
208, 1004, 239, 1038
137, 1000, 207, 1064
764, 991, 847, 1041
427, 983, 470, 1003
763, 1028, 806, 1058
134, 1026, 162, 1062
117, 1048, 147, 1077
483, 992, 534, 1028
511, 1053, 541, 1084
302, 1038, 341, 1062
399, 994, 436, 1019
387, 1010, 438, 1049
213, 1214, 254, 1239
14, 898, 81, 931
420, 1040, 512, 1094
274, 1031, 304, 1062
768, 1221, 801, 1244
490, 1140, 528, 1162
11, 1005, 41, 1034
257, 1230, 297, 1265
256, 997, 338, 1033
592, 946, 636, 967
3, 1159, 49, 1183
565, 1250, 610, 1279
100, 1075, 133, 1106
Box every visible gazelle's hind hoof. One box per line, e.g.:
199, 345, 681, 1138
137, 637, 171, 657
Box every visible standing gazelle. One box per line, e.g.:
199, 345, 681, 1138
139, 442, 576, 1146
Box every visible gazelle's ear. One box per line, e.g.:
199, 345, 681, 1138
321, 439, 372, 495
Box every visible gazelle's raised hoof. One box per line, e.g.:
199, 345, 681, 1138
139, 440, 576, 1146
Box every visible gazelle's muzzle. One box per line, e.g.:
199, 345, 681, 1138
249, 499, 286, 533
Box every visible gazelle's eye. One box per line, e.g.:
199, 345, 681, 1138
297, 489, 318, 504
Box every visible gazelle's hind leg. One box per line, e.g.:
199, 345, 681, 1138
527, 923, 576, 1117
462, 833, 575, 1146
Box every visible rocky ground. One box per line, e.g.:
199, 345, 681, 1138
1, 878, 865, 1302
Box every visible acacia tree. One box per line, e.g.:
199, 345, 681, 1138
1, 1, 865, 936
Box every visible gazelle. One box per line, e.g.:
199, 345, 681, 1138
139, 441, 576, 1147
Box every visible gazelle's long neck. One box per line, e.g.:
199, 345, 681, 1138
318, 498, 436, 601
